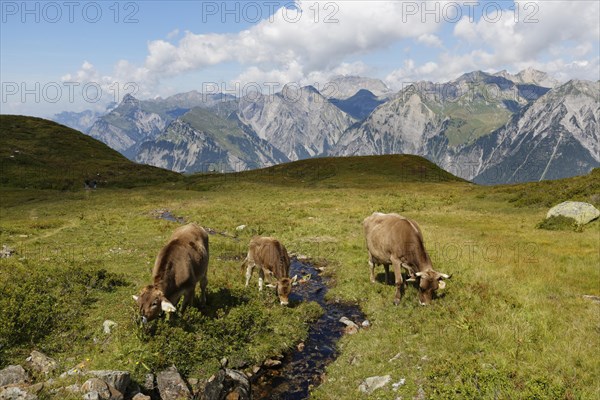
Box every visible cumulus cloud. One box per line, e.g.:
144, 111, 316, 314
389, 0, 600, 86
61, 0, 599, 101
63, 0, 443, 96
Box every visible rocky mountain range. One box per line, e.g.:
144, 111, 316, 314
52, 69, 599, 183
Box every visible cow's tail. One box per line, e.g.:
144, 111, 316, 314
240, 256, 248, 273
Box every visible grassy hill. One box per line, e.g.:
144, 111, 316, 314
488, 167, 600, 207
0, 115, 180, 189
185, 154, 466, 189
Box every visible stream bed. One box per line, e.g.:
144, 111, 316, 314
252, 258, 365, 399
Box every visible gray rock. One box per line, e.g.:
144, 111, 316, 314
583, 295, 600, 303
87, 371, 130, 394
0, 386, 37, 400
262, 359, 282, 368
81, 379, 110, 400
235, 225, 246, 232
0, 365, 29, 387
142, 374, 154, 392
339, 316, 358, 329
156, 366, 191, 400
0, 245, 15, 259
202, 369, 250, 400
392, 378, 406, 391
64, 384, 80, 393
83, 391, 101, 400
415, 386, 426, 400
107, 385, 124, 400
26, 351, 58, 376
102, 320, 117, 334
358, 375, 391, 394
547, 201, 600, 225
60, 368, 85, 379
132, 394, 150, 400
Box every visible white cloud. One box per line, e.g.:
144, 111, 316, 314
64, 0, 443, 94
60, 0, 599, 103
417, 34, 443, 48
385, 60, 441, 89
166, 29, 180, 40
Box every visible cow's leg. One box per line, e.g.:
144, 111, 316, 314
369, 258, 376, 283
384, 264, 391, 285
199, 274, 208, 306
181, 287, 194, 312
258, 267, 265, 291
391, 258, 405, 305
245, 259, 255, 287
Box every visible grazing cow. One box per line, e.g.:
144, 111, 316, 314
363, 212, 450, 305
241, 236, 292, 306
133, 223, 209, 323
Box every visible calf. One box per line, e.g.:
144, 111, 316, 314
133, 223, 209, 322
363, 212, 450, 305
242, 236, 292, 306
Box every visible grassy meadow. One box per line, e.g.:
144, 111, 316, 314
0, 117, 598, 399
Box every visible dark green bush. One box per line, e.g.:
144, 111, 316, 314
536, 216, 580, 231
0, 261, 128, 366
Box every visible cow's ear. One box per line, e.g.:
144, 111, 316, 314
132, 295, 139, 302
161, 300, 176, 313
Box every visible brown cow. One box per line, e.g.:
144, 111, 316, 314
363, 212, 450, 305
133, 223, 209, 323
241, 236, 292, 306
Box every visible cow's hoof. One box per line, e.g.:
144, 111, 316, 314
393, 299, 401, 306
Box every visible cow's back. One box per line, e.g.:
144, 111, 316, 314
363, 213, 424, 265
249, 236, 290, 279
153, 223, 209, 294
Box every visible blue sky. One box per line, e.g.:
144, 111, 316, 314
1, 0, 598, 117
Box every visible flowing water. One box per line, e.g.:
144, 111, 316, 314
252, 259, 365, 399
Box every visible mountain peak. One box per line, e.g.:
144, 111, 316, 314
494, 68, 559, 88
121, 93, 139, 105
326, 75, 390, 99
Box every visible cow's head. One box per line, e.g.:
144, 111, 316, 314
415, 270, 451, 305
132, 285, 176, 323
276, 278, 292, 306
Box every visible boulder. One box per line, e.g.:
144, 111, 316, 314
547, 202, 600, 225
358, 375, 391, 394
25, 351, 58, 376
156, 367, 191, 400
0, 386, 37, 400
132, 394, 151, 400
0, 366, 29, 387
81, 378, 111, 400
87, 371, 130, 394
202, 369, 250, 400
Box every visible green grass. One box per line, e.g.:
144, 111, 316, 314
423, 94, 513, 146
0, 119, 598, 398
0, 115, 180, 189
